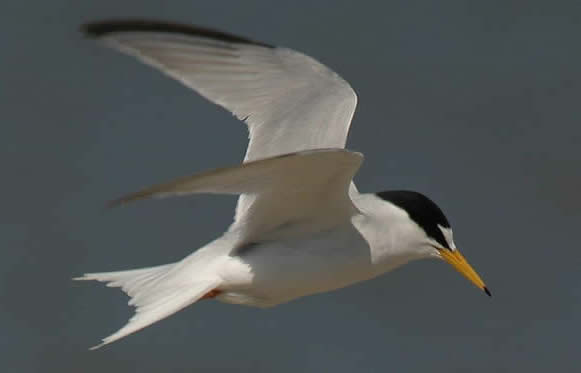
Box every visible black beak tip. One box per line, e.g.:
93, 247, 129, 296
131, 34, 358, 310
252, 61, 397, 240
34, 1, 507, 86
483, 286, 492, 297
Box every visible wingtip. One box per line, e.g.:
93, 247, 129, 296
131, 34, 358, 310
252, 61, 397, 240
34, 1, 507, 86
81, 19, 157, 38
80, 21, 110, 38
106, 187, 164, 209
79, 19, 274, 48
105, 198, 124, 209
80, 19, 132, 38
89, 343, 104, 351
105, 193, 144, 209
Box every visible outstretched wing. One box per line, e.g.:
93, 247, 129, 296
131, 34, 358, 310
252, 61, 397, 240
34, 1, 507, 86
109, 149, 363, 242
84, 20, 357, 162
84, 20, 359, 222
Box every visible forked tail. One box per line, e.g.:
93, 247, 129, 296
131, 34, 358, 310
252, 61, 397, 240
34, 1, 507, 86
75, 264, 220, 349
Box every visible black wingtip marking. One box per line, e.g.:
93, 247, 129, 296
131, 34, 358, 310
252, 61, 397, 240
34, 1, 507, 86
81, 19, 274, 48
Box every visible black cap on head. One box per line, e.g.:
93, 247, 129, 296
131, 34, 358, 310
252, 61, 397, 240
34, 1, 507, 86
376, 190, 451, 249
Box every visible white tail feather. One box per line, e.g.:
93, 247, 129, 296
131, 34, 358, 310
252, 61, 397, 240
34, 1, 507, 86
74, 264, 220, 349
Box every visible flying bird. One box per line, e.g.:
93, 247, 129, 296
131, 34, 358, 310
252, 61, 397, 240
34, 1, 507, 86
76, 19, 490, 349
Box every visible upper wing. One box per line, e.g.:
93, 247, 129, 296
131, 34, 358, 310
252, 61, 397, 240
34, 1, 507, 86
83, 20, 358, 162
109, 149, 363, 242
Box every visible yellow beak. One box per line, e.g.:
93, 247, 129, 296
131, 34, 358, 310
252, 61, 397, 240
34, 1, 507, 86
438, 249, 491, 297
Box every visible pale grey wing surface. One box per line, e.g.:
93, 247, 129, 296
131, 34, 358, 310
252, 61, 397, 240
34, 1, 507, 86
84, 20, 358, 223
84, 20, 357, 162
109, 149, 363, 242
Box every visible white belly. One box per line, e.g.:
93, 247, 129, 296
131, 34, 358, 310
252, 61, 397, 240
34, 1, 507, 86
215, 223, 410, 307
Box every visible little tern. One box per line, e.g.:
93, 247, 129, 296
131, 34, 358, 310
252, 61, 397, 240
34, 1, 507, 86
76, 19, 490, 349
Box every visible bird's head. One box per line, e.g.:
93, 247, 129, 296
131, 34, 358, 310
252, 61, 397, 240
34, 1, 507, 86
375, 190, 491, 297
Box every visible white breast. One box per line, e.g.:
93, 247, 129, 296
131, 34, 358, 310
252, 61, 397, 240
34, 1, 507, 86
214, 193, 431, 307
216, 217, 414, 307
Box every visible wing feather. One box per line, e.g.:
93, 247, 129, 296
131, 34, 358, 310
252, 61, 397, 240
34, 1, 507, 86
110, 149, 363, 242
85, 20, 359, 224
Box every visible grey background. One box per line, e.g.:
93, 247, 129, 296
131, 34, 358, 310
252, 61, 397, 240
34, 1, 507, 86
2, 1, 580, 372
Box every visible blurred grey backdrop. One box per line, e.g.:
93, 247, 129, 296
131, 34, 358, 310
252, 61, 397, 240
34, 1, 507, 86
2, 1, 580, 372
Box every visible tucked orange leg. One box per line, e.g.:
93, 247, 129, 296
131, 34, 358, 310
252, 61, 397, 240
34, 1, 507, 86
201, 289, 222, 300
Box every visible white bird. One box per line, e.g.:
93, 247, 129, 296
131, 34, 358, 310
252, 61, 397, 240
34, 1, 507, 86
76, 20, 490, 349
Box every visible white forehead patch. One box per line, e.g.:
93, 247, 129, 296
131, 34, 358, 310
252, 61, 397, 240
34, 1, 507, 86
438, 225, 456, 250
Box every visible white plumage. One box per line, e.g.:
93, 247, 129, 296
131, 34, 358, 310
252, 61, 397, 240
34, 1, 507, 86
76, 20, 489, 349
